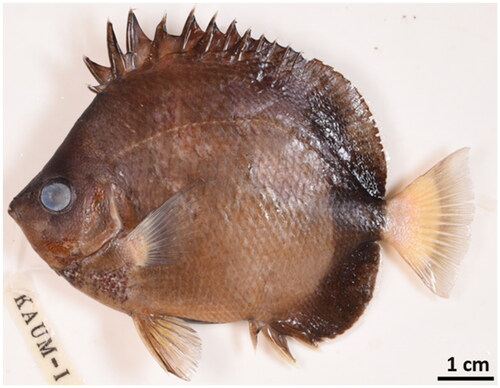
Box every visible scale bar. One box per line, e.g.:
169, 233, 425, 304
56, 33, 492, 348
437, 376, 494, 381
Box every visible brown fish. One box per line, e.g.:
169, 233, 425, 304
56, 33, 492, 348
8, 10, 474, 380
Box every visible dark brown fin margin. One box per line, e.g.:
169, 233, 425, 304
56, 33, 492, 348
300, 59, 387, 198
256, 242, 380, 350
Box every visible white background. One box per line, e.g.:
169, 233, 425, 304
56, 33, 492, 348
3, 3, 496, 385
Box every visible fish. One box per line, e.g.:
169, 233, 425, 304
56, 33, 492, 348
8, 9, 474, 381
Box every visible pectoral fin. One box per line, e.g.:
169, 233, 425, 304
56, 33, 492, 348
133, 314, 201, 381
119, 181, 202, 267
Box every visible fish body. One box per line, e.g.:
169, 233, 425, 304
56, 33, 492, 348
9, 10, 473, 380
56, 52, 383, 325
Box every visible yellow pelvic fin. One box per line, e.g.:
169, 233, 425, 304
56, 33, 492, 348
133, 314, 201, 381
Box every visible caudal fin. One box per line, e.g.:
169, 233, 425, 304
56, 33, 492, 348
382, 148, 474, 297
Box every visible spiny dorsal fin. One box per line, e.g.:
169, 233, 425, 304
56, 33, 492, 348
85, 10, 297, 92
134, 314, 201, 380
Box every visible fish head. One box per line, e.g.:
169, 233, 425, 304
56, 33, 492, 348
9, 158, 122, 271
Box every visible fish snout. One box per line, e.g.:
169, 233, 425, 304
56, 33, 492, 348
8, 189, 36, 224
8, 198, 19, 221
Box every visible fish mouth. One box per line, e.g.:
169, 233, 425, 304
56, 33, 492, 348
8, 198, 22, 222
8, 203, 28, 225
8, 204, 17, 220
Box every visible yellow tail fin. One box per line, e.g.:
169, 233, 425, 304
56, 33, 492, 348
382, 148, 474, 297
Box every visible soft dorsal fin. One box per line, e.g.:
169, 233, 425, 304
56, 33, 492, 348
300, 59, 387, 197
133, 314, 201, 380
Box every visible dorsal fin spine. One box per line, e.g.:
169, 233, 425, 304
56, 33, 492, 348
88, 84, 105, 94
126, 10, 152, 69
181, 10, 198, 51
150, 14, 168, 60
234, 29, 251, 60
256, 35, 266, 53
126, 10, 138, 52
127, 10, 151, 52
198, 14, 217, 54
84, 56, 112, 85
263, 40, 278, 65
107, 21, 126, 77
290, 51, 303, 70
222, 20, 239, 51
123, 52, 136, 71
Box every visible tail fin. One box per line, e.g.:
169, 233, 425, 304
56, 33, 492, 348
382, 148, 474, 297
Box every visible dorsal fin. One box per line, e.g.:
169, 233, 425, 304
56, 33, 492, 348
301, 59, 387, 197
84, 10, 386, 197
85, 10, 281, 91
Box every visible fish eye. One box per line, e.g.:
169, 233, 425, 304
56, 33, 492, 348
40, 180, 72, 212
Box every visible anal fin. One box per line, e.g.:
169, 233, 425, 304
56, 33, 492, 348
250, 242, 380, 360
262, 326, 296, 363
249, 320, 295, 363
133, 314, 201, 381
